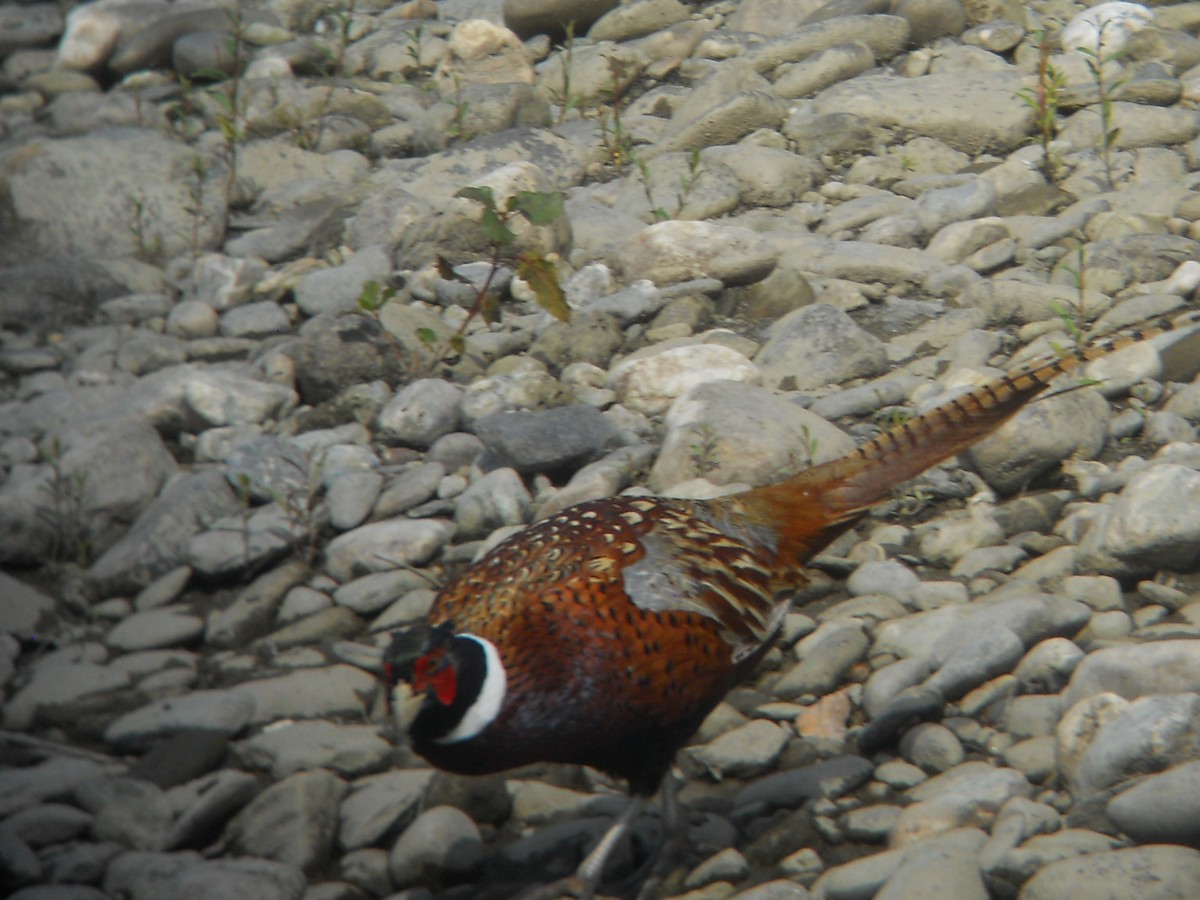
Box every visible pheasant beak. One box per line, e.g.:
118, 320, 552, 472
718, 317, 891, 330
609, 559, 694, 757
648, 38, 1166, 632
388, 680, 425, 733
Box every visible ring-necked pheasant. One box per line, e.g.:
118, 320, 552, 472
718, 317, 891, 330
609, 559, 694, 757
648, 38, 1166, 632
383, 309, 1199, 898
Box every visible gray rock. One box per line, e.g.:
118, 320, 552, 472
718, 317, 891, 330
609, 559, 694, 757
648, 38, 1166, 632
232, 721, 392, 779
88, 470, 239, 596
847, 560, 920, 602
685, 846, 750, 890
1014, 638, 1085, 694
774, 40, 878, 99
1060, 101, 1200, 151
324, 517, 453, 581
1076, 464, 1200, 576
815, 72, 1032, 154
3, 661, 131, 732
389, 804, 484, 887
338, 770, 435, 852
876, 827, 987, 900
735, 756, 875, 810
1069, 692, 1200, 796
649, 380, 855, 492
235, 665, 377, 726
0, 573, 54, 636
689, 719, 790, 779
608, 343, 760, 417
373, 462, 446, 518
74, 775, 172, 851
332, 569, 430, 616
743, 14, 909, 73
218, 301, 291, 339
129, 855, 306, 900
288, 314, 406, 406
104, 688, 255, 750
900, 723, 965, 774
106, 607, 205, 652
473, 404, 619, 476
613, 153, 741, 222
618, 220, 778, 287
0, 819, 42, 886
203, 561, 309, 649
0, 420, 180, 566
924, 625, 1024, 701
864, 658, 933, 719
987, 828, 1121, 893
326, 470, 383, 532
224, 769, 347, 875
162, 769, 260, 851
3, 802, 92, 847
756, 303, 889, 392
294, 247, 391, 318
893, 762, 1032, 847
377, 379, 464, 449
454, 467, 533, 541
1106, 758, 1200, 848
776, 620, 869, 697
1019, 845, 1200, 900
1063, 641, 1200, 707
962, 387, 1110, 495
0, 757, 108, 818
184, 369, 298, 429
1, 130, 226, 261
458, 364, 566, 427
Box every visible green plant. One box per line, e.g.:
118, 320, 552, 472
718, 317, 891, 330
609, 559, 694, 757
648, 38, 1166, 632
266, 478, 322, 566
1077, 21, 1128, 191
182, 154, 214, 262
688, 423, 721, 476
128, 194, 164, 263
597, 53, 635, 170
299, 1, 356, 150
424, 186, 570, 366
636, 149, 703, 222
204, 7, 251, 213
553, 21, 580, 126
446, 74, 473, 143
38, 437, 91, 566
1054, 245, 1089, 345
1017, 30, 1066, 181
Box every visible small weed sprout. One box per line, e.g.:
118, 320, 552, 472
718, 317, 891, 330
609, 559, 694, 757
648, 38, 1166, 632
1076, 19, 1129, 191
688, 423, 721, 476
1054, 245, 1089, 346
37, 437, 91, 566
1017, 30, 1066, 181
128, 194, 164, 263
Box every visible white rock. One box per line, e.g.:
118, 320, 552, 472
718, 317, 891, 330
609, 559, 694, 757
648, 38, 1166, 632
608, 343, 761, 415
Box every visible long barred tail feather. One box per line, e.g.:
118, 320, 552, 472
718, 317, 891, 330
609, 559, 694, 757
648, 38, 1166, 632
730, 307, 1200, 567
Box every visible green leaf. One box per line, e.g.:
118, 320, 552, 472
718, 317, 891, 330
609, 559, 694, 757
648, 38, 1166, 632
436, 255, 473, 284
508, 190, 564, 226
480, 206, 513, 244
357, 280, 382, 311
517, 252, 570, 322
479, 292, 501, 324
416, 327, 438, 346
455, 185, 496, 210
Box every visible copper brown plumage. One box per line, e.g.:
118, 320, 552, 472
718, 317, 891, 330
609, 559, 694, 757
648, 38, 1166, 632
383, 309, 1200, 898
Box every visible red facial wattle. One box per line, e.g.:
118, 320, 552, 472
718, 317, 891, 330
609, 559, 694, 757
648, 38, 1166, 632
414, 651, 458, 706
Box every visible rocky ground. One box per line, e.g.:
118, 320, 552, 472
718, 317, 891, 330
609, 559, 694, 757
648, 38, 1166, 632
3, 0, 1200, 898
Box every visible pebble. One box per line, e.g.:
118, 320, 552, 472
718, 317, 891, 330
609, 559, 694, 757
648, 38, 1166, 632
0, 0, 1198, 896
